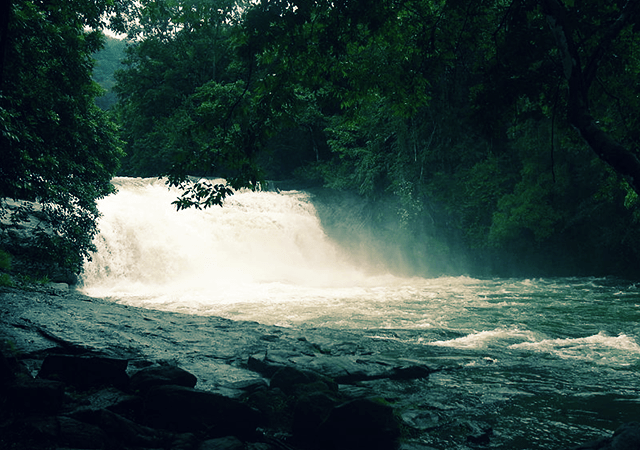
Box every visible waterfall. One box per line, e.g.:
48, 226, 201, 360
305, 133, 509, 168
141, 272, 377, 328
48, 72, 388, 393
81, 177, 370, 305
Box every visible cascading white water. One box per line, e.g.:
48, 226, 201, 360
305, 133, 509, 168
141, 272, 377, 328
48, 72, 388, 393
82, 178, 420, 326
81, 177, 640, 364
81, 178, 377, 304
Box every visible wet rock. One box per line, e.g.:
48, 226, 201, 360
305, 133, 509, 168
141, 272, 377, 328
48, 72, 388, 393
292, 391, 339, 439
6, 377, 65, 413
169, 432, 200, 450
387, 365, 434, 381
0, 350, 14, 385
244, 387, 291, 429
466, 425, 493, 445
98, 408, 171, 447
130, 363, 198, 394
224, 377, 269, 393
24, 415, 109, 449
270, 365, 337, 396
610, 422, 640, 450
400, 409, 440, 431
246, 442, 275, 450
38, 354, 129, 389
142, 384, 261, 439
318, 398, 402, 450
82, 386, 142, 418
568, 422, 640, 450
286, 354, 434, 384
199, 435, 245, 450
59, 415, 111, 449
247, 354, 285, 377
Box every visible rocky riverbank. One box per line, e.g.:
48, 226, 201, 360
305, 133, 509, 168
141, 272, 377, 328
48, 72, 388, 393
0, 285, 637, 449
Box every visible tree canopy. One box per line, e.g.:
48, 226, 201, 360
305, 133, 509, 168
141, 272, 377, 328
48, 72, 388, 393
112, 0, 640, 277
2, 0, 640, 278
0, 0, 124, 277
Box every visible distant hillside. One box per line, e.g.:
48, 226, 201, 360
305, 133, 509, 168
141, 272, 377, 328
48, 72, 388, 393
93, 35, 128, 110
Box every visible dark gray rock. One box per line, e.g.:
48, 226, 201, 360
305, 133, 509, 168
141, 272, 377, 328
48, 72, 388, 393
285, 354, 434, 384
130, 363, 198, 394
98, 408, 171, 447
246, 442, 275, 450
169, 433, 200, 450
568, 422, 640, 450
243, 387, 290, 429
58, 416, 110, 449
318, 398, 402, 450
38, 354, 129, 389
610, 423, 640, 450
292, 391, 339, 439
24, 415, 108, 449
87, 386, 142, 417
0, 350, 14, 385
143, 384, 261, 439
247, 354, 285, 377
199, 435, 245, 450
270, 366, 337, 396
6, 377, 65, 413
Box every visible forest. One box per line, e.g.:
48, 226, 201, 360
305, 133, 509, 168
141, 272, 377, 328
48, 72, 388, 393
2, 0, 640, 280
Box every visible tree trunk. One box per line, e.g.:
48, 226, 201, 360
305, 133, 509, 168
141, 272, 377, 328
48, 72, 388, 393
542, 0, 640, 195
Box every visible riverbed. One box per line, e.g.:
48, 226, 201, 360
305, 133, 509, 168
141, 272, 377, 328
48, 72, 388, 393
2, 283, 639, 449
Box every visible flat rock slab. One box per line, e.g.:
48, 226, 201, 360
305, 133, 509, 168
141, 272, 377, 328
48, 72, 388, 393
0, 287, 447, 392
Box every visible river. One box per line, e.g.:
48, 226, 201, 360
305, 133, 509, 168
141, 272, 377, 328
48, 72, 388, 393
80, 177, 640, 449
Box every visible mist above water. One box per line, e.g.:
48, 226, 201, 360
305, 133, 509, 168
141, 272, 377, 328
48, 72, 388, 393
81, 178, 393, 303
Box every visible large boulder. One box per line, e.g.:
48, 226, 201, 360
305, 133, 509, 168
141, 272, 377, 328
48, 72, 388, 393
292, 391, 339, 440
21, 415, 109, 449
318, 398, 402, 450
6, 377, 65, 413
130, 364, 198, 394
38, 354, 129, 389
269, 366, 338, 396
142, 384, 261, 439
569, 422, 640, 450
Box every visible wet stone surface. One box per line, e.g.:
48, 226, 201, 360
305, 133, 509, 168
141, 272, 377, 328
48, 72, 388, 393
0, 286, 633, 450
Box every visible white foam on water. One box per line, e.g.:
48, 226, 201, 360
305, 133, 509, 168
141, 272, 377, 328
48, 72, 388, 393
510, 332, 640, 365
428, 327, 543, 349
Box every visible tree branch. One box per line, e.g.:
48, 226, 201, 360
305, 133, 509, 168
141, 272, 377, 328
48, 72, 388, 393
541, 0, 640, 195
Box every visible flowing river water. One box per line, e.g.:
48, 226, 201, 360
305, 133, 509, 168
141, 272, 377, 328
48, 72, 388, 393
80, 177, 640, 449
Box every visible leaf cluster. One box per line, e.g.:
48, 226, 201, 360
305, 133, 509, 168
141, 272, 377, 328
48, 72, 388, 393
1, 0, 125, 277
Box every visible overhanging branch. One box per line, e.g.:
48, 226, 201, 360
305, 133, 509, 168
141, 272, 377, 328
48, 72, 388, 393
541, 0, 640, 195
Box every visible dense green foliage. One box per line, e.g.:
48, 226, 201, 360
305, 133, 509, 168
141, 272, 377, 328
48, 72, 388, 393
3, 0, 639, 278
93, 36, 128, 110
0, 0, 125, 278
112, 0, 640, 277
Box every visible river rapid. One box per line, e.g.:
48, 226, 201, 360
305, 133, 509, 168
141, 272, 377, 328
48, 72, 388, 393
80, 177, 640, 449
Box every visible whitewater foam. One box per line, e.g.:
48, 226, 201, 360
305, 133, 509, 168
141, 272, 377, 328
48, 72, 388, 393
510, 332, 640, 365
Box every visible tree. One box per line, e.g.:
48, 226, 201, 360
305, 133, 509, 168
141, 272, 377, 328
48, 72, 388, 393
237, 0, 640, 275
541, 0, 640, 195
114, 0, 291, 208
0, 0, 125, 277
93, 35, 128, 110
110, 0, 640, 276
